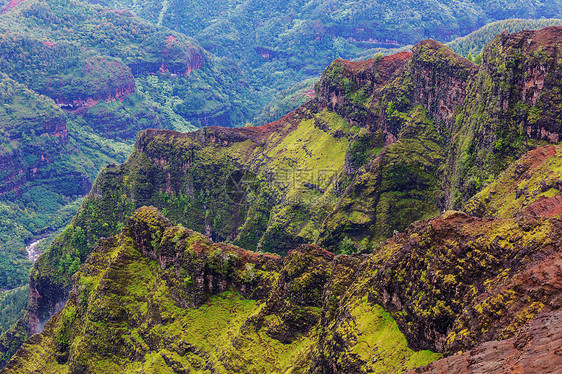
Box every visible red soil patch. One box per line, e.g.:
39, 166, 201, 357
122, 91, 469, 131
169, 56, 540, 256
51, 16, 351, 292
383, 51, 413, 63
523, 145, 557, 172
522, 195, 562, 218
526, 26, 562, 50
340, 51, 412, 73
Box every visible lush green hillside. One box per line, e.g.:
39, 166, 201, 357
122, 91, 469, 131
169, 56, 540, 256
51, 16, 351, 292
0, 0, 266, 292
253, 78, 317, 126
1, 0, 560, 292
80, 0, 562, 112
0, 0, 261, 131
5, 207, 443, 373
7, 28, 559, 367
446, 18, 562, 57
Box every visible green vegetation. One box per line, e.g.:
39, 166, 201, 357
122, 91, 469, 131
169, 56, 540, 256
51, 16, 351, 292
0, 286, 28, 336
0, 69, 129, 290
7, 203, 560, 372
4, 207, 442, 373
346, 296, 441, 372
3, 17, 562, 371
86, 0, 562, 104
465, 145, 562, 218
320, 106, 444, 250
449, 27, 562, 208
0, 0, 260, 131
0, 0, 254, 291
446, 18, 562, 58
23, 29, 562, 331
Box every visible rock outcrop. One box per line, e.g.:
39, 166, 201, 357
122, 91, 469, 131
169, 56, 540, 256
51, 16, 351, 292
407, 310, 562, 374
5, 27, 562, 371
5, 206, 562, 373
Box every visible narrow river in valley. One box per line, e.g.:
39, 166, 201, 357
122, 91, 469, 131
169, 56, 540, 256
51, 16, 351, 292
25, 238, 46, 262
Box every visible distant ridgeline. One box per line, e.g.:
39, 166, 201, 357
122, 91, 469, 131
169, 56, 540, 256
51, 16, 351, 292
446, 18, 562, 57
80, 0, 562, 104
0, 0, 261, 293
1, 26, 561, 370
0, 0, 561, 285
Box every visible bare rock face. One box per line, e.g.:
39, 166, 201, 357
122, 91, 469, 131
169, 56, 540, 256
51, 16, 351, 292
407, 310, 562, 374
406, 39, 476, 126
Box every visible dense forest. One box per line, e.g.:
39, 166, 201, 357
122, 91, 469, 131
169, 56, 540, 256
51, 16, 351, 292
1, 0, 562, 368
84, 0, 562, 103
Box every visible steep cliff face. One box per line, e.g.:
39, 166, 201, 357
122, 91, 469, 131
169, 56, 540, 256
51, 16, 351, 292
315, 51, 412, 132
405, 40, 476, 127
466, 144, 562, 219
18, 28, 562, 347
5, 205, 562, 373
368, 211, 562, 354
320, 27, 562, 244
485, 27, 562, 143
315, 40, 476, 140
0, 73, 88, 197
6, 27, 562, 370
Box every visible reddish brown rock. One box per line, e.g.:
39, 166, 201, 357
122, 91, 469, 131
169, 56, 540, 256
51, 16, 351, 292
407, 310, 562, 374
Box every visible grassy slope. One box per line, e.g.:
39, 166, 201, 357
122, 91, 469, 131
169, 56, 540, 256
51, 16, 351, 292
5, 207, 440, 373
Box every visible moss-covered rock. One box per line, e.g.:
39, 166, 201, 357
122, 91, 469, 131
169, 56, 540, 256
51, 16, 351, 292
5, 207, 442, 373
466, 144, 562, 219
8, 205, 562, 372
11, 26, 562, 368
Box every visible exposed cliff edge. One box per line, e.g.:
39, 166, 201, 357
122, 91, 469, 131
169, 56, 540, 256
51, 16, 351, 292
5, 206, 561, 372
0, 73, 90, 197
3, 27, 562, 370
